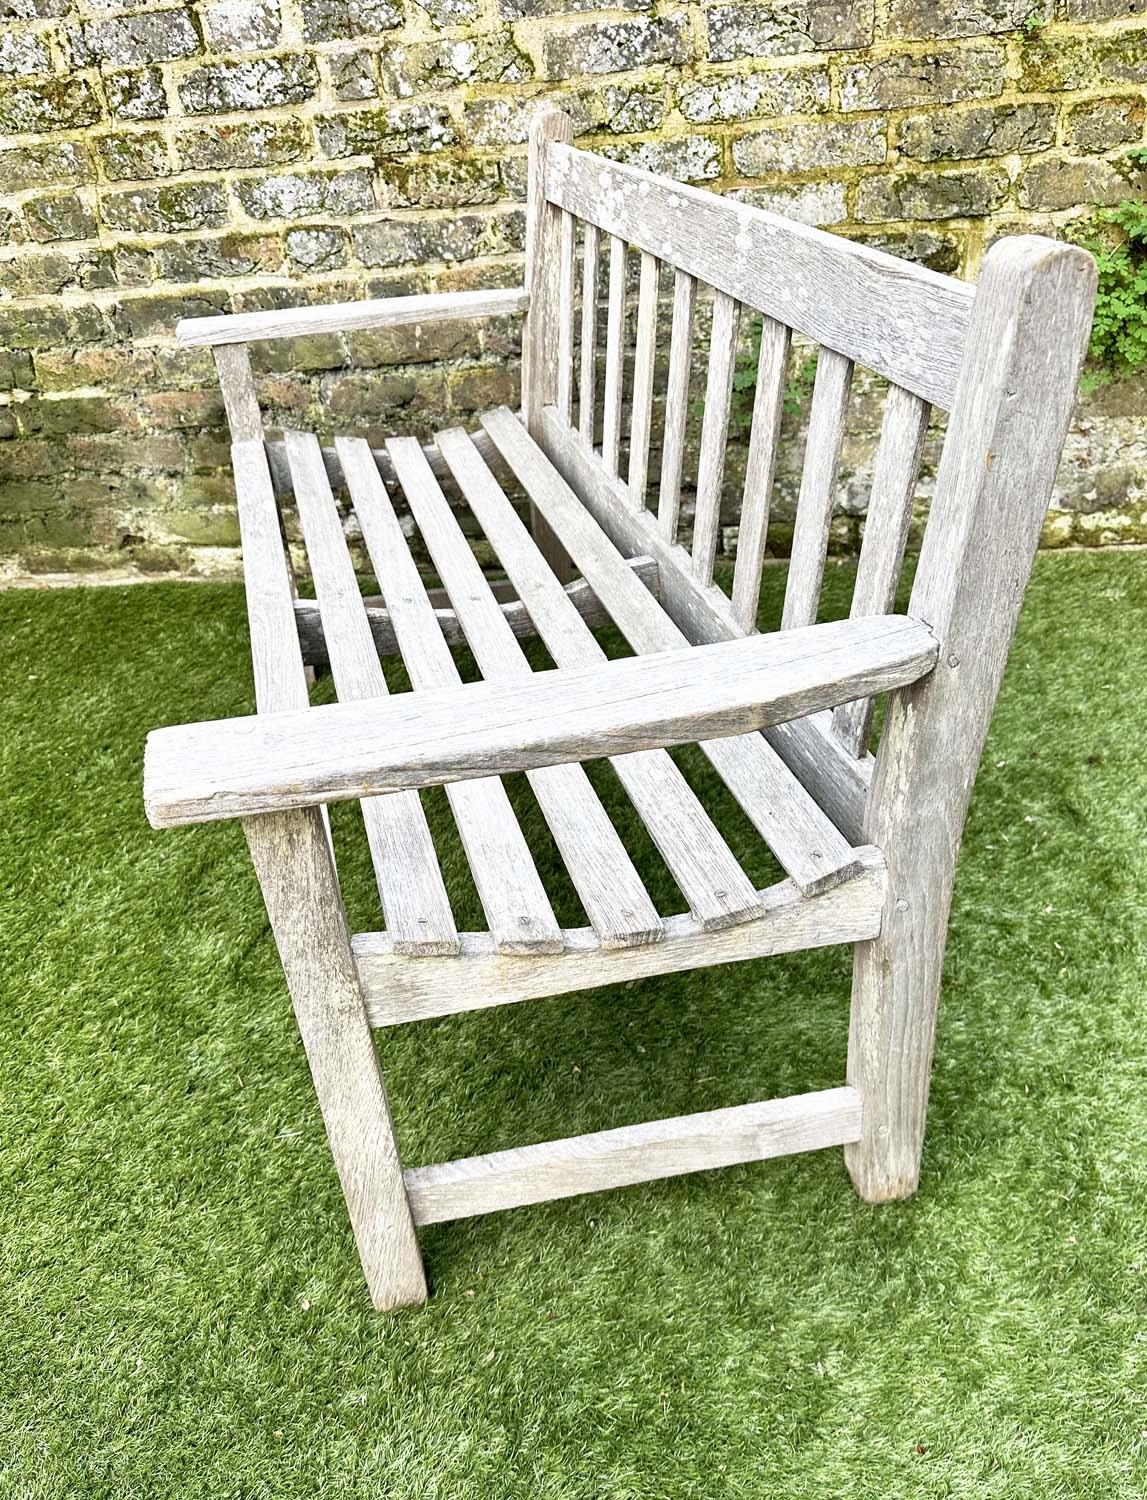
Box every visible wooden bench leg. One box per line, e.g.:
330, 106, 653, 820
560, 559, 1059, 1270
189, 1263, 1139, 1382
244, 808, 428, 1310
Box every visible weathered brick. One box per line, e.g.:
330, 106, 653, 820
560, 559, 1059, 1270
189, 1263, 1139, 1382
352, 210, 521, 267
1062, 96, 1145, 153
33, 349, 159, 393
202, 0, 281, 51
300, 0, 401, 42
234, 168, 375, 220
600, 134, 722, 182
65, 12, 201, 68
886, 0, 1046, 40
839, 44, 1005, 110
173, 119, 307, 171
114, 292, 231, 341
379, 32, 532, 96
101, 182, 229, 233
677, 64, 829, 122
1017, 29, 1147, 92
730, 180, 847, 224
344, 321, 481, 367
17, 395, 129, 439
328, 49, 378, 100
1061, 0, 1144, 17
449, 363, 517, 412
154, 233, 284, 281
378, 157, 502, 209
1016, 154, 1139, 210
499, 0, 648, 12
0, 352, 35, 392
285, 226, 349, 270
848, 226, 962, 273
113, 245, 156, 287
96, 131, 173, 181
733, 118, 885, 175
897, 101, 1055, 160
0, 0, 70, 15
0, 78, 101, 133
23, 193, 98, 243
0, 142, 92, 194
413, 0, 481, 26
0, 303, 112, 349
0, 249, 80, 296
541, 16, 689, 80
706, 0, 873, 63
0, 30, 52, 75
179, 55, 317, 113
855, 165, 1008, 220
314, 103, 455, 158
105, 67, 168, 120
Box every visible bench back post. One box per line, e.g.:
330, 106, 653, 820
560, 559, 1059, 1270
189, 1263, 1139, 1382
846, 236, 1096, 1202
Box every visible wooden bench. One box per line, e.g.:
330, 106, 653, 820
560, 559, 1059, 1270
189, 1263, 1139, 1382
143, 108, 1096, 1310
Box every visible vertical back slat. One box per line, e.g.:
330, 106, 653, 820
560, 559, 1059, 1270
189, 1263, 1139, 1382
832, 383, 931, 755
731, 317, 791, 632
657, 269, 697, 543
626, 250, 660, 511
601, 234, 627, 475
556, 209, 576, 424
579, 222, 600, 442
691, 290, 741, 584
781, 347, 854, 630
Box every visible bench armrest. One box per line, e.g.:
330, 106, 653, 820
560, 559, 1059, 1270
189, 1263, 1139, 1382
176, 286, 530, 348
144, 615, 937, 829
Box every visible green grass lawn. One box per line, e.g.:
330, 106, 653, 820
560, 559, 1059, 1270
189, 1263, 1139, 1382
2, 550, 1146, 1498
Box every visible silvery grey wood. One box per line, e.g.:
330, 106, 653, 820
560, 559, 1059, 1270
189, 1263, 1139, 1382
386, 434, 662, 951
579, 222, 600, 442
657, 269, 697, 541
732, 316, 792, 631
845, 236, 1096, 1205
403, 1086, 863, 1225
832, 384, 931, 756
436, 424, 764, 931
179, 286, 530, 347
545, 142, 973, 409
601, 233, 627, 475
355, 849, 885, 1023
285, 429, 459, 957
481, 406, 892, 896
213, 344, 263, 442
539, 405, 874, 840
293, 555, 661, 666
557, 208, 576, 424
265, 427, 512, 498
627, 250, 660, 511
230, 439, 425, 1310
781, 348, 854, 631
338, 435, 563, 956
143, 612, 937, 829
691, 289, 742, 584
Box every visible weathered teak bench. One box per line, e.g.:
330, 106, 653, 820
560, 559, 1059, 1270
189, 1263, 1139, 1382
143, 108, 1096, 1310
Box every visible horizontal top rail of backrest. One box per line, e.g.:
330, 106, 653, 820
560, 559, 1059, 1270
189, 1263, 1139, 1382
546, 143, 975, 410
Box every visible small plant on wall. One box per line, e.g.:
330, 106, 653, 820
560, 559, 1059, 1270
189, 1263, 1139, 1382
1067, 181, 1147, 381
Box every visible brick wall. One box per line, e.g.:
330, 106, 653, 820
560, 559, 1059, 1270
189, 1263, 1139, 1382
1, 0, 1145, 578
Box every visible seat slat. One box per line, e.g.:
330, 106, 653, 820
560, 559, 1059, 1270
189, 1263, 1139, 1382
556, 209, 576, 424
601, 234, 627, 475
657, 269, 697, 544
781, 348, 854, 631
832, 384, 931, 756
336, 437, 563, 956
436, 425, 765, 931
579, 222, 600, 442
386, 435, 664, 950
284, 431, 459, 957
691, 289, 742, 585
731, 316, 792, 632
480, 406, 866, 896
626, 250, 659, 512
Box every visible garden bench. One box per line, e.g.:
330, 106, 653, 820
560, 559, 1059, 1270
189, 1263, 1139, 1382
143, 109, 1096, 1310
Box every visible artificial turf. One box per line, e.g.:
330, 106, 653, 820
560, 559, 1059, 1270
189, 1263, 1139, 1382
2, 550, 1145, 1498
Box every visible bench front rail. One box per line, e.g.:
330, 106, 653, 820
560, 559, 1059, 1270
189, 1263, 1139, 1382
145, 108, 1097, 1310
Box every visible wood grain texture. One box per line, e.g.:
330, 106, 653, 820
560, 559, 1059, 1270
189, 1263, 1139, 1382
657, 269, 697, 542
356, 851, 886, 1022
266, 427, 512, 498
601, 233, 628, 475
436, 425, 764, 932
546, 142, 973, 408
539, 407, 874, 843
781, 348, 854, 631
180, 287, 529, 347
557, 208, 576, 424
832, 383, 931, 756
732, 316, 791, 631
286, 430, 459, 957
404, 1087, 863, 1224
627, 250, 660, 512
579, 222, 600, 442
846, 236, 1097, 1205
338, 436, 562, 957
691, 289, 741, 584
212, 344, 263, 443
386, 434, 662, 951
294, 556, 661, 666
